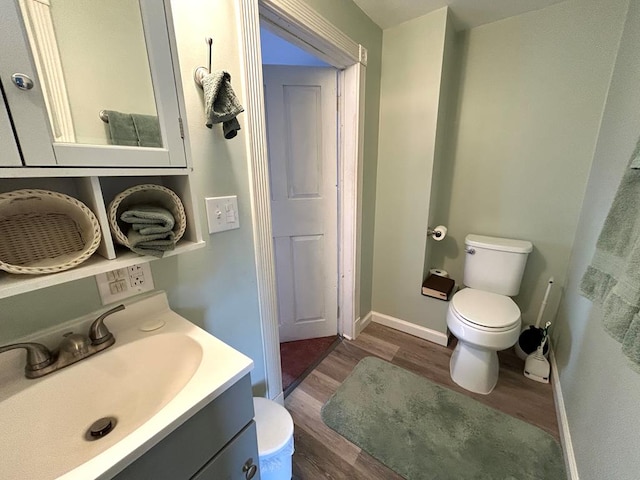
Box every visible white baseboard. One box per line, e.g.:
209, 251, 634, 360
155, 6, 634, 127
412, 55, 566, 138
371, 311, 449, 347
550, 349, 579, 480
272, 391, 285, 406
350, 311, 373, 338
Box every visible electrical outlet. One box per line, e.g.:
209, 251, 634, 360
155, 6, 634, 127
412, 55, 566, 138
95, 263, 154, 305
127, 265, 146, 287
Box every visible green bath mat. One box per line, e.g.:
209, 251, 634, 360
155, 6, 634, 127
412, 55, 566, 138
321, 357, 565, 480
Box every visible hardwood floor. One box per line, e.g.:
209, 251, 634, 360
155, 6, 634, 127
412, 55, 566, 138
284, 322, 558, 479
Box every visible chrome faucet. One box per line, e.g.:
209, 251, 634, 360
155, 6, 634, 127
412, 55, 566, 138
0, 304, 125, 379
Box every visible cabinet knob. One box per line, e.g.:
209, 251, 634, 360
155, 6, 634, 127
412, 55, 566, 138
242, 458, 257, 479
11, 73, 34, 91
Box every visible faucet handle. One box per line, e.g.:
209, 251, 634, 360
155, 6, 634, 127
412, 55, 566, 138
89, 304, 125, 346
0, 342, 53, 375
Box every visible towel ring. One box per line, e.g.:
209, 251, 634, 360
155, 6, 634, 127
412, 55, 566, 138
194, 37, 213, 88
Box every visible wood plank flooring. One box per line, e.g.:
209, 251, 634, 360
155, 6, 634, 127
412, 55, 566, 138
285, 322, 558, 479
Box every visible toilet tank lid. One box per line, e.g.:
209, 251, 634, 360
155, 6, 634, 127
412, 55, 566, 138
465, 234, 532, 253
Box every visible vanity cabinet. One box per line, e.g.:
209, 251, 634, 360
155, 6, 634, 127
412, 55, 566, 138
0, 0, 188, 168
113, 375, 261, 480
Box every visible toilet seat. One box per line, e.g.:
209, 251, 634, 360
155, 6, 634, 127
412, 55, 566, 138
450, 288, 520, 331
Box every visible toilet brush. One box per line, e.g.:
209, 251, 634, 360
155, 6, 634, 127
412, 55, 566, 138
516, 277, 554, 360
524, 324, 551, 383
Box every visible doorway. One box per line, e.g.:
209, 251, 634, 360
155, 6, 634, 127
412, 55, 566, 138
238, 0, 367, 402
261, 26, 341, 394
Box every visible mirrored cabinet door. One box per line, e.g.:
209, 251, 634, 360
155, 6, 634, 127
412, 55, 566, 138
0, 93, 22, 167
0, 0, 187, 168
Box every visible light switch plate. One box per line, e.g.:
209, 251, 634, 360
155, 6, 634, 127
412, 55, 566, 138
205, 195, 240, 233
95, 263, 154, 305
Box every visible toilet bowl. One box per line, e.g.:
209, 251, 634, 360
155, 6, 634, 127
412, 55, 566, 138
447, 288, 521, 394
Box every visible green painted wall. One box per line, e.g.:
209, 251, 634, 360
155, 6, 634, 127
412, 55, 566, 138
555, 1, 640, 477
300, 0, 383, 318
429, 0, 628, 328
371, 8, 451, 329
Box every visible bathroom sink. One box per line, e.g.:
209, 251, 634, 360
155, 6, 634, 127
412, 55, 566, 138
0, 292, 253, 480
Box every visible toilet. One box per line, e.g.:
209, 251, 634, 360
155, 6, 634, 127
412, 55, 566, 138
447, 234, 532, 395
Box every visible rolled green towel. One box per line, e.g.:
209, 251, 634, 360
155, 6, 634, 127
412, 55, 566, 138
121, 206, 175, 235
127, 229, 176, 258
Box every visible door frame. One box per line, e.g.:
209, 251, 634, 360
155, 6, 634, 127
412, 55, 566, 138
237, 0, 367, 402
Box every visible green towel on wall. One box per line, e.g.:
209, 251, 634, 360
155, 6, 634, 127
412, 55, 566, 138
202, 71, 244, 139
580, 137, 640, 369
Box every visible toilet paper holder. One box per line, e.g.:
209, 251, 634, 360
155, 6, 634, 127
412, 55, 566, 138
427, 226, 447, 240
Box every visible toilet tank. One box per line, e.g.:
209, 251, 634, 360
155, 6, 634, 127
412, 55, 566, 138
463, 234, 533, 296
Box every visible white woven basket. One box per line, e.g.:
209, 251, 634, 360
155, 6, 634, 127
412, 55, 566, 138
108, 184, 186, 247
0, 189, 101, 275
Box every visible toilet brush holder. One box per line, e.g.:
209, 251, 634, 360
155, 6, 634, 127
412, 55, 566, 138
516, 277, 554, 360
524, 341, 550, 384
515, 329, 549, 360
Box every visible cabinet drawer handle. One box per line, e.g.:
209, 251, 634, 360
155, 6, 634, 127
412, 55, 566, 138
242, 458, 257, 479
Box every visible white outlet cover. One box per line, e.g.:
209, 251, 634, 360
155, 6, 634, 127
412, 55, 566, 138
95, 263, 155, 305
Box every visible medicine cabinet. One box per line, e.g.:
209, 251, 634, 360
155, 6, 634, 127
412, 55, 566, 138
0, 0, 188, 168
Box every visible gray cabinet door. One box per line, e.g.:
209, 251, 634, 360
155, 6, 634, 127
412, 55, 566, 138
193, 422, 261, 480
113, 375, 255, 480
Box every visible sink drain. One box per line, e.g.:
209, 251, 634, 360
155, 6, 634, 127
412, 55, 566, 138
85, 416, 117, 441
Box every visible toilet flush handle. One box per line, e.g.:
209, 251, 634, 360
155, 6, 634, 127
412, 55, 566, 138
465, 247, 476, 255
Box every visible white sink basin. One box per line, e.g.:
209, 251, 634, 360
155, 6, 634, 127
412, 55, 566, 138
0, 292, 253, 480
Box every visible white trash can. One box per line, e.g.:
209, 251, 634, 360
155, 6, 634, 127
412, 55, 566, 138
253, 397, 294, 480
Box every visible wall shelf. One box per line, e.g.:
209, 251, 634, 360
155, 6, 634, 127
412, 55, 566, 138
0, 172, 204, 300
0, 239, 205, 300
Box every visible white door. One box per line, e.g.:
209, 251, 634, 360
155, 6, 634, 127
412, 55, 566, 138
264, 65, 338, 342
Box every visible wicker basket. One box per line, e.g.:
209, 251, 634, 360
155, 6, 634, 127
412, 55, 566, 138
108, 184, 186, 247
0, 189, 102, 274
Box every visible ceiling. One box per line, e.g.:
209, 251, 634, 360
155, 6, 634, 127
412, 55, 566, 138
351, 0, 568, 30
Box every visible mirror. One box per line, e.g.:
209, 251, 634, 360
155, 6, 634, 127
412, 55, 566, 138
19, 0, 162, 147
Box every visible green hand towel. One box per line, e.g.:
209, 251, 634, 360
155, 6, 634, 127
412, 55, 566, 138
202, 71, 244, 139
580, 136, 640, 369
106, 110, 138, 146
127, 229, 176, 258
131, 114, 162, 148
121, 206, 175, 235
